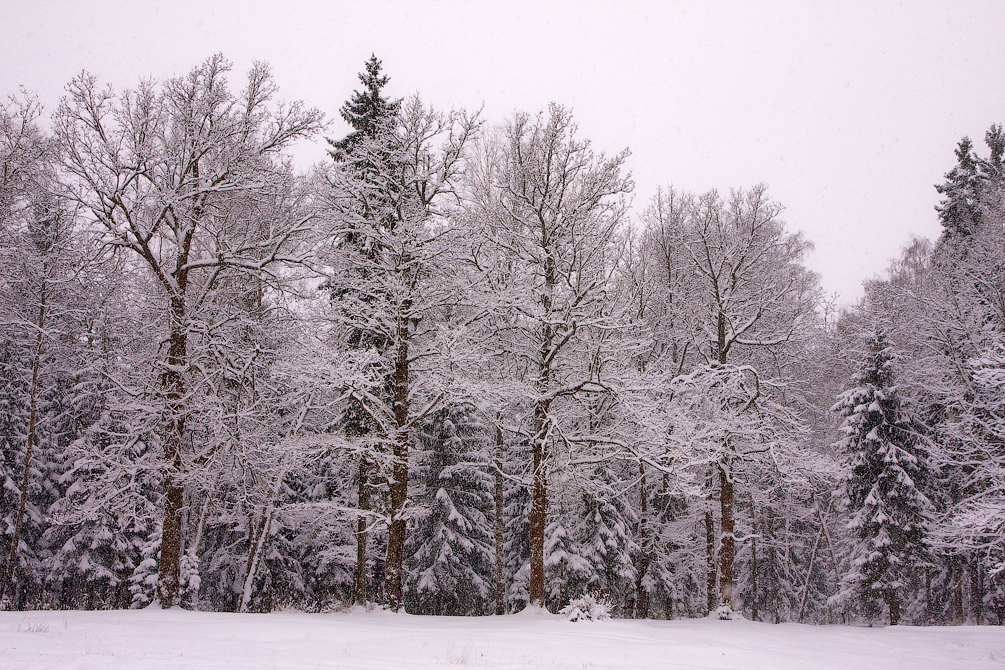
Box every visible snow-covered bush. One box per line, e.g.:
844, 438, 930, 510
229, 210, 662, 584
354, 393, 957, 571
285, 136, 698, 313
560, 594, 611, 621
712, 604, 738, 620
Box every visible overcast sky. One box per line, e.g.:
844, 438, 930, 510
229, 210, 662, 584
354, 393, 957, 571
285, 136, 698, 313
4, 1, 1004, 303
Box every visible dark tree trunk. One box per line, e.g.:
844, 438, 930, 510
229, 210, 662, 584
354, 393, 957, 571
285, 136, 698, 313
355, 457, 370, 605
750, 498, 759, 621
953, 556, 965, 624
705, 509, 716, 614
384, 331, 410, 611
494, 425, 506, 615
528, 400, 549, 608
887, 588, 900, 626
634, 463, 651, 619
718, 464, 735, 610
529, 252, 556, 610
157, 294, 188, 608
714, 312, 736, 611
970, 555, 984, 624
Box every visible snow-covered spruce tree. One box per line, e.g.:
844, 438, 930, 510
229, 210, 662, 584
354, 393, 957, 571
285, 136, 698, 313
500, 439, 532, 611
321, 74, 479, 610
570, 465, 639, 616
325, 54, 402, 607
0, 91, 60, 607
856, 133, 1005, 623
926, 131, 1005, 624
935, 137, 984, 242
934, 124, 1002, 243
405, 405, 494, 614
833, 329, 934, 625
43, 264, 163, 611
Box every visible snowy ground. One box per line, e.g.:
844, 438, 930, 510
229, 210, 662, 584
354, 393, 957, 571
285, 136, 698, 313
0, 607, 1002, 669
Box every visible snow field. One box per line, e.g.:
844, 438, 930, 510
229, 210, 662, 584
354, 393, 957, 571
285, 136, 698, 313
1, 608, 1002, 670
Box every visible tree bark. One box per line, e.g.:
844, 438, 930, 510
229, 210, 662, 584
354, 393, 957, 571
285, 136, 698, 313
157, 294, 188, 608
714, 312, 736, 611
528, 250, 556, 610
384, 329, 410, 611
798, 515, 824, 623
354, 457, 370, 606
240, 504, 273, 613
750, 497, 759, 622
887, 588, 901, 626
494, 424, 506, 615
953, 556, 965, 624
705, 508, 716, 614
634, 463, 651, 619
970, 555, 984, 624
528, 400, 549, 608
0, 293, 46, 603
718, 464, 735, 610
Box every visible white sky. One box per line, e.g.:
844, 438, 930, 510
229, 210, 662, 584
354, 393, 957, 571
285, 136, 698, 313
4, 0, 1004, 303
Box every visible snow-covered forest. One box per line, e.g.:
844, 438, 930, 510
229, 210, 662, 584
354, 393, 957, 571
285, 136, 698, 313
1, 53, 1003, 627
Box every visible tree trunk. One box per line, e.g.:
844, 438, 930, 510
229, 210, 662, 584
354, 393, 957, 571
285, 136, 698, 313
384, 331, 410, 611
0, 293, 46, 603
528, 400, 549, 608
970, 555, 984, 624
240, 504, 273, 613
158, 475, 185, 607
798, 517, 824, 623
705, 508, 716, 614
750, 497, 759, 622
714, 312, 736, 612
887, 588, 900, 626
718, 464, 735, 610
494, 425, 506, 615
815, 501, 843, 623
528, 250, 556, 611
157, 295, 188, 608
634, 463, 651, 619
953, 556, 965, 624
355, 457, 370, 606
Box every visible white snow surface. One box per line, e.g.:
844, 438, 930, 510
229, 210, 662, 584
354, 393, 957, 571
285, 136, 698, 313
1, 607, 1001, 669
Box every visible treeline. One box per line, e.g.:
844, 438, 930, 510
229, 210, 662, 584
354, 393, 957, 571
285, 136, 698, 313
0, 54, 1002, 625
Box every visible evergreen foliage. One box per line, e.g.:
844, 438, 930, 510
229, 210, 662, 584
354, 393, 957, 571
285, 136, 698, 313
405, 406, 495, 615
833, 330, 933, 625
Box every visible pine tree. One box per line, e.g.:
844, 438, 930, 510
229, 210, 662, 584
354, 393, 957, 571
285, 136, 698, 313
405, 406, 495, 615
833, 329, 933, 625
328, 54, 402, 160
935, 126, 1004, 243
324, 54, 402, 607
322, 68, 478, 610
573, 469, 638, 616
936, 137, 982, 240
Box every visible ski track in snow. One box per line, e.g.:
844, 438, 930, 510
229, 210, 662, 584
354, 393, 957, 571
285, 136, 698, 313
0, 608, 1002, 669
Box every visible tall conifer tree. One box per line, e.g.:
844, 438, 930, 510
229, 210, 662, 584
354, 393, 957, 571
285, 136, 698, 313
326, 54, 402, 606
833, 329, 933, 625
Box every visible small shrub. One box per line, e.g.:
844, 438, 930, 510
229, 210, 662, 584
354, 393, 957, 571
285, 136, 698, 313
561, 594, 612, 622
